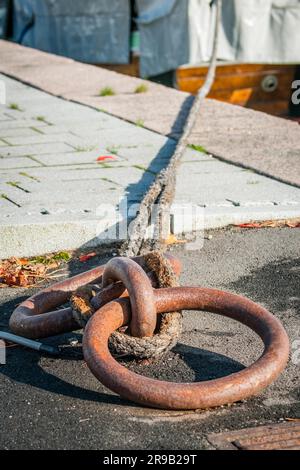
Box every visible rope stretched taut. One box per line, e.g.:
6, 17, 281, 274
121, 0, 221, 257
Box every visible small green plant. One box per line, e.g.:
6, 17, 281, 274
6, 181, 30, 193
19, 171, 40, 182
32, 251, 71, 265
188, 144, 208, 154
74, 145, 96, 153
8, 103, 22, 111
52, 251, 71, 262
134, 84, 148, 94
96, 162, 113, 168
35, 116, 46, 122
99, 87, 115, 97
106, 146, 119, 155
136, 119, 145, 128
1, 193, 21, 207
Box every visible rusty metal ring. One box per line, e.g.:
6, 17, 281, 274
102, 258, 157, 337
83, 287, 289, 410
9, 254, 181, 339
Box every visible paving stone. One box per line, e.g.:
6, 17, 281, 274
0, 157, 41, 169
180, 147, 214, 163
0, 127, 42, 138
38, 119, 129, 135
93, 165, 156, 188
68, 118, 136, 134
13, 166, 122, 183
178, 159, 242, 175
175, 163, 300, 206
0, 112, 14, 121
0, 142, 75, 158
35, 151, 125, 167
3, 134, 81, 146
4, 186, 122, 211
116, 140, 173, 161
0, 120, 49, 130
82, 126, 166, 148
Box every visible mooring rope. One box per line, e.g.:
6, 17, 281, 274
121, 0, 222, 258
105, 0, 222, 358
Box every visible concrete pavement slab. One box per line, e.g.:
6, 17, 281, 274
0, 156, 41, 169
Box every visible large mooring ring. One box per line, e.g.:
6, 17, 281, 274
83, 287, 289, 410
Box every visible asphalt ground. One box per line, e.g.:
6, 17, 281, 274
0, 227, 299, 450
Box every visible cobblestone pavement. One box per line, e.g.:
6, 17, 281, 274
0, 75, 300, 258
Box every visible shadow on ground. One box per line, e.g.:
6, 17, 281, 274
224, 257, 300, 315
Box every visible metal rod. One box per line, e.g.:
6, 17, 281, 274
0, 331, 60, 356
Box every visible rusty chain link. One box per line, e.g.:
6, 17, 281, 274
107, 252, 182, 359
83, 284, 289, 410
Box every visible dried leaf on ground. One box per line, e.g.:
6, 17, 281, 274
79, 252, 97, 262
0, 252, 71, 288
0, 258, 48, 287
96, 156, 116, 162
165, 234, 187, 245
235, 219, 300, 229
